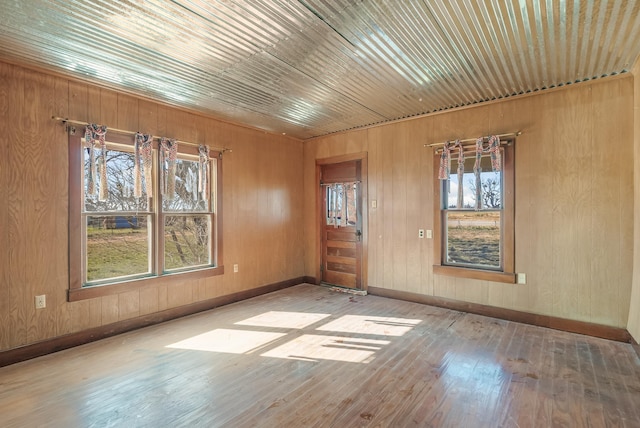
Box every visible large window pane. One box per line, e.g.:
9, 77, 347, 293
325, 183, 357, 226
445, 211, 501, 269
447, 157, 501, 209
164, 215, 211, 271
163, 158, 208, 212
84, 146, 149, 212
86, 215, 151, 282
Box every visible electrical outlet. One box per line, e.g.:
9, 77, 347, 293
418, 229, 425, 238
35, 295, 46, 309
371, 200, 377, 209
233, 264, 239, 273
517, 273, 527, 284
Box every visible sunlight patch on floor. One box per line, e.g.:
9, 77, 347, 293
315, 315, 422, 336
234, 311, 331, 329
167, 329, 286, 354
261, 334, 390, 363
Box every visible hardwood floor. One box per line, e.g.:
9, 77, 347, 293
1, 284, 639, 427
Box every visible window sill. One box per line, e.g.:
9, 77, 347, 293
68, 265, 225, 302
433, 265, 516, 284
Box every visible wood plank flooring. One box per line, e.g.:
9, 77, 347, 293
1, 284, 639, 427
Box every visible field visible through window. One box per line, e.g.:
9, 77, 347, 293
446, 211, 500, 268
87, 219, 209, 282
86, 225, 149, 282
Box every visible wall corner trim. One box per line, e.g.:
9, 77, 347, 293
0, 277, 305, 367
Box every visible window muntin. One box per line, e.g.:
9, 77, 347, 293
72, 132, 219, 290
442, 154, 503, 271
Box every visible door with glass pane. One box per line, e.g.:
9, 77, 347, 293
321, 160, 362, 289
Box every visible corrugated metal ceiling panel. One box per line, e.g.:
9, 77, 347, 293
1, 0, 639, 139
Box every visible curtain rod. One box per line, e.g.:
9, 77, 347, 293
424, 131, 521, 148
320, 180, 361, 187
52, 116, 232, 153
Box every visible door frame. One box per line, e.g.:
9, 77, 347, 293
315, 152, 368, 290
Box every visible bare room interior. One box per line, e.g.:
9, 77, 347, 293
1, 1, 640, 426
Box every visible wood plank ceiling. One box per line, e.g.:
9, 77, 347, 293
1, 0, 639, 140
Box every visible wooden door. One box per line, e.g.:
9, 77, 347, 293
320, 160, 362, 289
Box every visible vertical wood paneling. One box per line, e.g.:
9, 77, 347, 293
365, 128, 379, 288
381, 126, 395, 289
24, 70, 60, 343
23, 70, 42, 343
68, 82, 88, 122
87, 86, 101, 123
0, 63, 12, 349
590, 79, 632, 326
304, 76, 634, 328
615, 77, 634, 328
68, 299, 95, 333
137, 100, 158, 135
0, 61, 305, 353
256, 136, 274, 285
234, 128, 259, 292
523, 94, 554, 315
157, 283, 168, 312
551, 86, 592, 320
99, 90, 118, 126
138, 287, 159, 316
53, 77, 70, 338
418, 118, 434, 297
405, 123, 423, 293
391, 124, 408, 292
118, 291, 140, 321
7, 64, 27, 347
101, 295, 119, 325
116, 94, 139, 131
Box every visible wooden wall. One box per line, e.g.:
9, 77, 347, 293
629, 60, 640, 342
304, 76, 634, 328
0, 61, 305, 352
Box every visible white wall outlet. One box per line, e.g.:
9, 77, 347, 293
426, 230, 433, 239
233, 264, 239, 273
371, 200, 377, 209
418, 229, 425, 238
517, 273, 527, 284
35, 295, 46, 309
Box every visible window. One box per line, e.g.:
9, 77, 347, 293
68, 129, 223, 300
433, 139, 515, 283
325, 183, 358, 226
